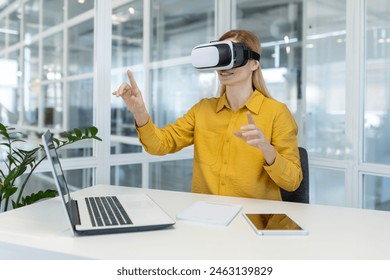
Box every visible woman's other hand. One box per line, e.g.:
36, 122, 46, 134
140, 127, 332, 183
233, 111, 276, 165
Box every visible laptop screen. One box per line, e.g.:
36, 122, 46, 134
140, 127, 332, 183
42, 130, 75, 223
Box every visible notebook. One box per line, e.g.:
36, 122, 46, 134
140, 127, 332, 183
41, 130, 175, 236
176, 201, 242, 226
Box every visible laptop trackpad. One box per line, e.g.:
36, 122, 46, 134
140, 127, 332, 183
125, 200, 154, 209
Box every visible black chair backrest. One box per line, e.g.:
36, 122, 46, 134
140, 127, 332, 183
280, 147, 309, 203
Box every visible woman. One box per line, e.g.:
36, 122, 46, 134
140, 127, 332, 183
112, 29, 302, 200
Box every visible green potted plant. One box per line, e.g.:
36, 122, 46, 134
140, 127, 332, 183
0, 123, 102, 212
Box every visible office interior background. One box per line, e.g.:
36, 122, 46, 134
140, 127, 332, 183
0, 0, 389, 211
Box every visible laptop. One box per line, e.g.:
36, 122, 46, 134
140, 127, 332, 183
41, 130, 175, 236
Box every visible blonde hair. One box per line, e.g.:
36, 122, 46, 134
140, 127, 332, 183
217, 29, 272, 98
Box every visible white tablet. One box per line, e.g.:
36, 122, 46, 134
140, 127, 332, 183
243, 213, 308, 235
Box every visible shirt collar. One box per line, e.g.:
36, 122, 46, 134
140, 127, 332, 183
216, 89, 265, 115
216, 93, 231, 112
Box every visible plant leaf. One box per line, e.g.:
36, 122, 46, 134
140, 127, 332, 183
0, 123, 10, 138
1, 124, 101, 211
74, 128, 82, 138
53, 138, 60, 146
67, 134, 77, 142
3, 186, 17, 198
90, 126, 98, 136
0, 142, 10, 148
16, 189, 58, 207
84, 128, 90, 137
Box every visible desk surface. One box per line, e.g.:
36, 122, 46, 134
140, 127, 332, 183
1, 185, 390, 260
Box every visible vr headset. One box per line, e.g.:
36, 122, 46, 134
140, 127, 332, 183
191, 40, 260, 71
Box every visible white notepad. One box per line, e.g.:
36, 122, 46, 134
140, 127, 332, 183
176, 201, 242, 226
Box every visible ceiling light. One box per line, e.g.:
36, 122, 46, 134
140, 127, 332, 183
378, 38, 390, 43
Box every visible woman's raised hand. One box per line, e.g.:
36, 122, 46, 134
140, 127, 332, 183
112, 69, 149, 127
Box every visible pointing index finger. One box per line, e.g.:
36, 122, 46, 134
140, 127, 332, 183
127, 69, 140, 91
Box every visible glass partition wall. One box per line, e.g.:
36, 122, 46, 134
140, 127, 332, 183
110, 0, 215, 191
0, 0, 97, 201
362, 0, 390, 211
1, 0, 390, 211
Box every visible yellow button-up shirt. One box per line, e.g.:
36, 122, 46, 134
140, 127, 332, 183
137, 90, 302, 200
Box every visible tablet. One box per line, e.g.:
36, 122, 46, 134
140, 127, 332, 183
243, 213, 308, 235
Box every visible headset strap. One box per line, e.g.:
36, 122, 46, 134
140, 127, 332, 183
244, 49, 260, 61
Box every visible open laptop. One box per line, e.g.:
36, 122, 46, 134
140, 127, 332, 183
41, 130, 175, 236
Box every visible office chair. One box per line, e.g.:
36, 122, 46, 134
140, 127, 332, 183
280, 147, 309, 203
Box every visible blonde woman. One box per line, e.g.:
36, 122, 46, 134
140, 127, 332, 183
112, 29, 302, 200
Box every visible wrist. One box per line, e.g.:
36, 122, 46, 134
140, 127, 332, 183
134, 110, 149, 127
262, 145, 276, 166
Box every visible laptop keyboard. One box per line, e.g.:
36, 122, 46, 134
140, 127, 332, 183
85, 196, 133, 227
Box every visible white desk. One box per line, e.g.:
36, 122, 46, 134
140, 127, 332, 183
0, 185, 389, 260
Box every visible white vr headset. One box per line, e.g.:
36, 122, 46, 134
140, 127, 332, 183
191, 41, 260, 71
